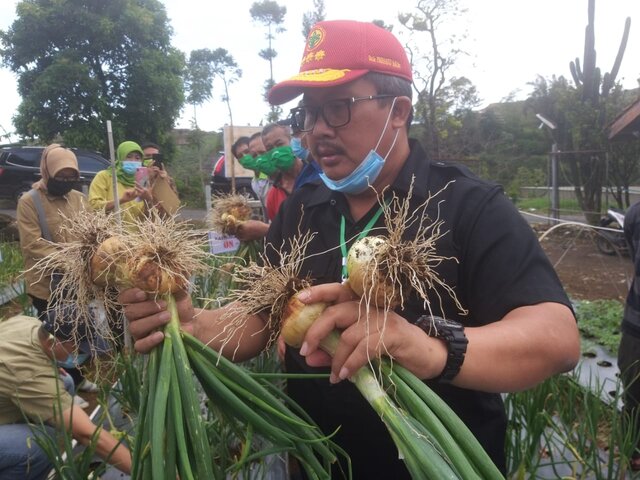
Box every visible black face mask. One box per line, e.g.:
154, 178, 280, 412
47, 178, 76, 196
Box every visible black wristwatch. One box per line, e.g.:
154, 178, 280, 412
414, 315, 468, 383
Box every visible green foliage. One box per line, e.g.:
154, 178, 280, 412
506, 166, 546, 201
250, 0, 287, 122
398, 0, 468, 160
524, 0, 632, 224
516, 196, 582, 213
170, 129, 222, 207
574, 298, 623, 355
0, 0, 185, 151
0, 241, 23, 288
185, 48, 242, 127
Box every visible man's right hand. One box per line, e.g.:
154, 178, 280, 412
119, 288, 195, 353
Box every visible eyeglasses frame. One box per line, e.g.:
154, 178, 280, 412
290, 94, 396, 133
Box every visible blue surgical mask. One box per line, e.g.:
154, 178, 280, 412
319, 97, 398, 195
58, 351, 90, 369
121, 160, 141, 175
290, 137, 309, 161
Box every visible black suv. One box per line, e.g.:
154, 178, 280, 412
0, 145, 110, 203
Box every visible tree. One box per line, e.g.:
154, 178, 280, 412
527, 0, 631, 223
250, 0, 286, 122
301, 0, 325, 39
185, 48, 242, 128
398, 0, 468, 160
437, 76, 481, 158
185, 51, 215, 127
0, 0, 185, 151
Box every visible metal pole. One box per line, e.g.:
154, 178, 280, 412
106, 121, 121, 226
551, 143, 560, 221
106, 121, 129, 350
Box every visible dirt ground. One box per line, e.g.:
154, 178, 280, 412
535, 223, 633, 303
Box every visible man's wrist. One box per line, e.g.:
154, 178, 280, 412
414, 315, 468, 383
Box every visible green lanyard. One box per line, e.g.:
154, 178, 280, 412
340, 206, 385, 281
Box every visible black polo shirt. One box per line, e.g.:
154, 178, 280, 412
266, 139, 571, 478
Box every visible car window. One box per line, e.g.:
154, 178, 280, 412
77, 154, 108, 173
5, 150, 41, 167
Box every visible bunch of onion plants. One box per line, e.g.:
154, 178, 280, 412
35, 208, 342, 479
208, 192, 262, 266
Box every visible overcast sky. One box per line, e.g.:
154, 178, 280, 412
0, 0, 638, 141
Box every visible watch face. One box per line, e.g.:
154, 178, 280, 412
436, 317, 463, 330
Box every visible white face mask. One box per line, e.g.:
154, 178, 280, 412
319, 97, 398, 194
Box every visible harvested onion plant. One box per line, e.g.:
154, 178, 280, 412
40, 208, 340, 479
208, 193, 262, 296
31, 207, 125, 356
209, 192, 255, 237
226, 181, 504, 479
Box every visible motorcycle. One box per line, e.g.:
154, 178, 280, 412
595, 207, 628, 256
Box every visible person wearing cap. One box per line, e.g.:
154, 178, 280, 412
88, 140, 155, 225
120, 20, 580, 477
0, 314, 131, 478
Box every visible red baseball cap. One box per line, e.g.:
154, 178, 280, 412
268, 20, 412, 105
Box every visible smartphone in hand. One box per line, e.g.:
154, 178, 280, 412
151, 153, 164, 170
135, 167, 150, 188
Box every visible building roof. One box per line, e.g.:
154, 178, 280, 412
608, 97, 640, 141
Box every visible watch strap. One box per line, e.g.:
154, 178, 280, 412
415, 315, 468, 383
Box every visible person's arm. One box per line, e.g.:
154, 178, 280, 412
53, 405, 131, 474
297, 284, 580, 394
235, 220, 270, 242
121, 289, 270, 361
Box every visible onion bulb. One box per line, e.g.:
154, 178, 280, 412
129, 255, 184, 294
346, 236, 401, 308
90, 236, 128, 286
281, 293, 328, 348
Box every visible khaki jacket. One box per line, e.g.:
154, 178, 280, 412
16, 189, 87, 300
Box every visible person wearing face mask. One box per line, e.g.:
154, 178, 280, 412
88, 141, 152, 225
290, 119, 322, 191
0, 311, 131, 479
17, 144, 86, 320
259, 122, 314, 221
120, 20, 579, 478
17, 144, 101, 397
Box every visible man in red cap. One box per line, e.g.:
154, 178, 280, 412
121, 20, 580, 477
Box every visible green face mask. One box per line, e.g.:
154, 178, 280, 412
239, 154, 259, 171
256, 146, 295, 176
